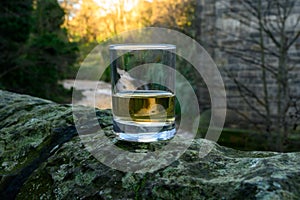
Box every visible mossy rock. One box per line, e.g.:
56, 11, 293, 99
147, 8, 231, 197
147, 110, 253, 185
0, 90, 300, 199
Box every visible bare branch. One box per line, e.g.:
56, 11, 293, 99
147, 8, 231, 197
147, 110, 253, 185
242, 0, 259, 19
285, 0, 296, 18
287, 31, 300, 50
224, 68, 267, 109
215, 26, 280, 58
262, 24, 281, 47
221, 47, 278, 76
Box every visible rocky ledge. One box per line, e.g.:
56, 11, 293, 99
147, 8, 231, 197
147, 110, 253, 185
0, 90, 300, 199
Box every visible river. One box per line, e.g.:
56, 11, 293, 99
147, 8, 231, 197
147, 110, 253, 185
62, 79, 112, 109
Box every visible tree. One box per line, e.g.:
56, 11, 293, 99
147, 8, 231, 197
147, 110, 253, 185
0, 0, 33, 86
59, 0, 80, 29
64, 0, 104, 42
23, 0, 78, 101
144, 0, 196, 31
217, 0, 300, 150
0, 0, 77, 102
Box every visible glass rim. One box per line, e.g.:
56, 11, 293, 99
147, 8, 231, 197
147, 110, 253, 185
109, 43, 176, 50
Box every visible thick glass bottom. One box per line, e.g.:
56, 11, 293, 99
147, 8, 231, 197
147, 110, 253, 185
113, 119, 176, 142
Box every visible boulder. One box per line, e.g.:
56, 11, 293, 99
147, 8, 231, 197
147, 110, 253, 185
0, 90, 300, 199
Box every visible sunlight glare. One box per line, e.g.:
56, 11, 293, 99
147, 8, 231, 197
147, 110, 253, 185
95, 0, 139, 12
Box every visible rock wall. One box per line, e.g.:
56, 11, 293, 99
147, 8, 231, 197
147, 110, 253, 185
1, 90, 300, 199
199, 0, 300, 128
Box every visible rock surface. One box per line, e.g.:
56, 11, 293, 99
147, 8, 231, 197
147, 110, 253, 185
0, 90, 300, 199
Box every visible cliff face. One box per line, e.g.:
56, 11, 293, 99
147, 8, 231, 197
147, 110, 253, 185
1, 90, 300, 199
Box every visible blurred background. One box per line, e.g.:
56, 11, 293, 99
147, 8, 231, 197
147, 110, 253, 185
1, 0, 299, 152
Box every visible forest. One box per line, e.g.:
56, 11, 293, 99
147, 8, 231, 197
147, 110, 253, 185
0, 0, 196, 102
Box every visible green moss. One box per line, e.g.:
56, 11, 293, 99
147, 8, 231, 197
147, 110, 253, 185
1, 90, 300, 199
16, 167, 54, 200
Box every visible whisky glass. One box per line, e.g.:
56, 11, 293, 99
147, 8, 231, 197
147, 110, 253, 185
110, 44, 176, 142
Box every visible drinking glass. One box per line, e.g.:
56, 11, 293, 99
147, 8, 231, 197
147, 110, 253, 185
110, 44, 176, 142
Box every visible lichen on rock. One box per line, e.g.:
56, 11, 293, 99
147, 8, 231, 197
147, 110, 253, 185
0, 90, 300, 199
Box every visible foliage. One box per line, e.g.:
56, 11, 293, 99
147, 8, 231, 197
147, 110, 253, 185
146, 0, 197, 34
61, 0, 147, 43
64, 0, 102, 42
0, 0, 78, 103
0, 0, 33, 84
60, 0, 199, 42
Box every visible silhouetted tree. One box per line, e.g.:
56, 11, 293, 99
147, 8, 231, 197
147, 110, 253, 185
0, 0, 78, 102
0, 0, 33, 86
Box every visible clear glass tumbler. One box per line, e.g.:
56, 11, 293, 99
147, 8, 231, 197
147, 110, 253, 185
110, 44, 176, 142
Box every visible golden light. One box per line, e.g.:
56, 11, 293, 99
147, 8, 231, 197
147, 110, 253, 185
95, 0, 139, 12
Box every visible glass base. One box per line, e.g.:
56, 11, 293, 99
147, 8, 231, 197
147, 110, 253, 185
113, 119, 176, 142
